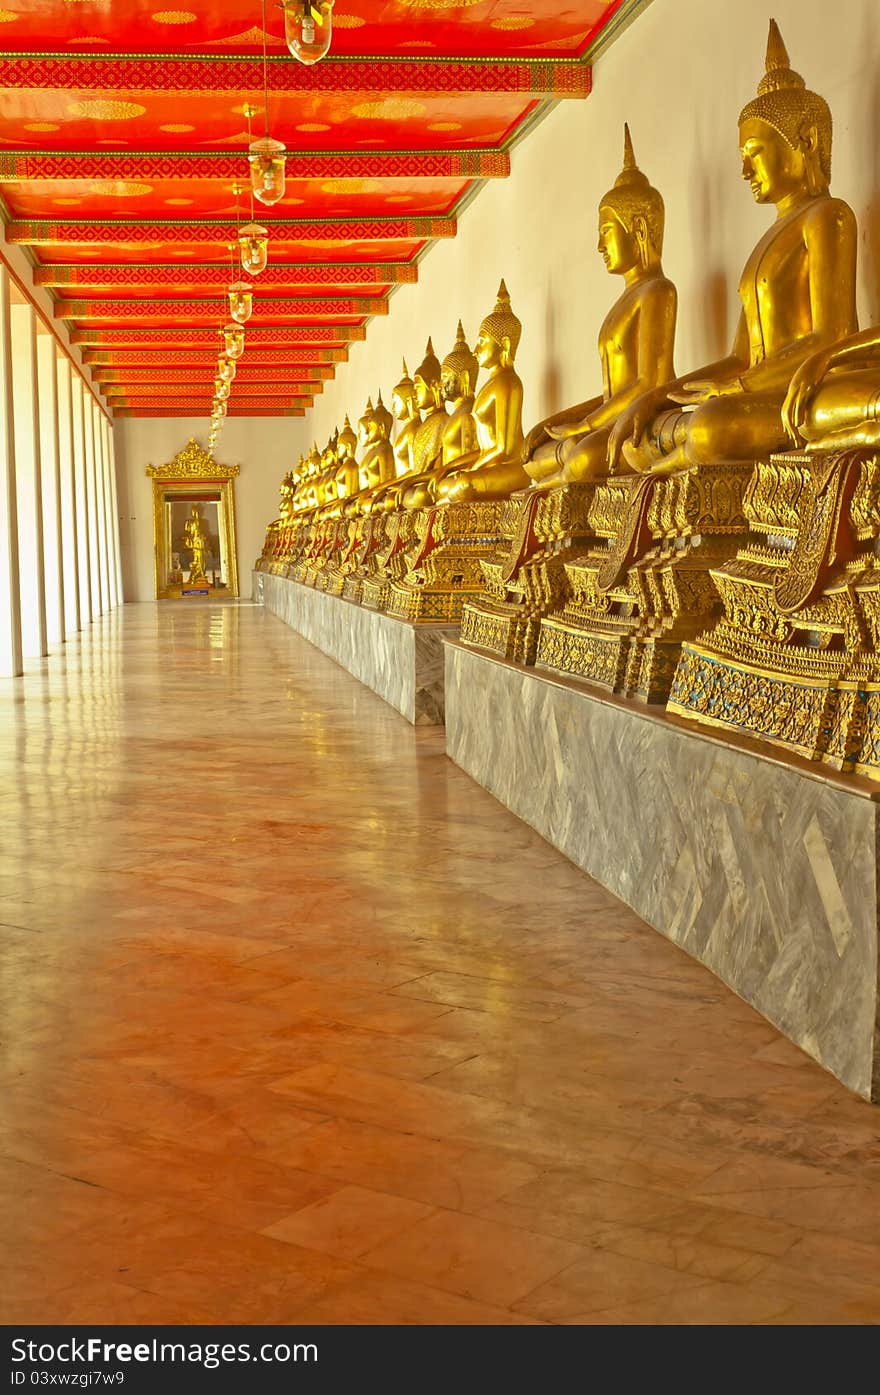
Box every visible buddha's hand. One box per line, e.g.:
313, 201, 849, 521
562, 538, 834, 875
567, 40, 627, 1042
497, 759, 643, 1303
669, 378, 744, 404
521, 422, 551, 461
783, 352, 831, 445
607, 393, 660, 471
546, 414, 593, 441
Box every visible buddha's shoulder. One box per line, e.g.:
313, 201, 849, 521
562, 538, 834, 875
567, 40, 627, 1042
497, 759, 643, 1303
802, 195, 857, 235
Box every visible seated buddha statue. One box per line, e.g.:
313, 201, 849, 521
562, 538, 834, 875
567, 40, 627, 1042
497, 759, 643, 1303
392, 360, 421, 478
523, 127, 677, 489
395, 340, 451, 510
609, 20, 857, 478
439, 322, 479, 468
355, 395, 396, 496
436, 282, 526, 504
783, 325, 880, 451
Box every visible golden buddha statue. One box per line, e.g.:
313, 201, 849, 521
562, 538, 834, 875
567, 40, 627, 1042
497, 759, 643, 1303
392, 360, 420, 479
534, 21, 860, 704
356, 394, 395, 493
524, 127, 676, 489
460, 131, 678, 664
395, 340, 449, 510
436, 282, 525, 504
440, 322, 479, 468
387, 289, 529, 624
783, 327, 880, 452
183, 505, 208, 585
609, 20, 857, 478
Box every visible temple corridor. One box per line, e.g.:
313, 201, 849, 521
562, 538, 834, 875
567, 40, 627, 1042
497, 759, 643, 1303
2, 599, 880, 1325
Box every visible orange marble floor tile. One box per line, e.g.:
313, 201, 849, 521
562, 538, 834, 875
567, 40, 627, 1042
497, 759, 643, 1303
2, 600, 880, 1326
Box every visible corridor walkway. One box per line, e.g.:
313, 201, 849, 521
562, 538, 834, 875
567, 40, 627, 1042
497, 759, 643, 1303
2, 600, 880, 1325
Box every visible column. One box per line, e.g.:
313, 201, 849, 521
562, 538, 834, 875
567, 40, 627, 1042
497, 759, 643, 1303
56, 356, 80, 636
100, 416, 118, 610
71, 374, 92, 625
10, 299, 48, 660
0, 265, 22, 677
107, 421, 123, 606
94, 401, 112, 615
83, 392, 102, 618
37, 332, 64, 646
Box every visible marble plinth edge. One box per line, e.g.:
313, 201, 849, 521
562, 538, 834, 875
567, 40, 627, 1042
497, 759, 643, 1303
253, 570, 453, 725
444, 640, 880, 1100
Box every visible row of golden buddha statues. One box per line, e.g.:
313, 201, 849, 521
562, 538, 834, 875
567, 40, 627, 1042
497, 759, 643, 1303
258, 20, 880, 781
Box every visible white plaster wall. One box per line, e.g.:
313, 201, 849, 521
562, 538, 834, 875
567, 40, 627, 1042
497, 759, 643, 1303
112, 416, 296, 602
112, 0, 880, 598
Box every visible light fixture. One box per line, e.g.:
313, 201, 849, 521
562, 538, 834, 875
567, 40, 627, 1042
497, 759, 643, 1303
248, 2, 287, 207
212, 400, 227, 419
214, 377, 231, 403
283, 1, 334, 65
239, 220, 269, 276
223, 322, 246, 359
217, 355, 236, 385
228, 280, 254, 324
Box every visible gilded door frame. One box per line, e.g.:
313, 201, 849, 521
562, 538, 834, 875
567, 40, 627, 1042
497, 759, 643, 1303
146, 439, 241, 599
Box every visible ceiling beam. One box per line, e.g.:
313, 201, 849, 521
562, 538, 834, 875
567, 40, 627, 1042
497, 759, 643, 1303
113, 409, 308, 418
55, 296, 389, 321
83, 347, 349, 366
110, 397, 315, 410
9, 215, 454, 246
103, 382, 322, 398
2, 54, 590, 98
94, 367, 334, 384
38, 263, 417, 290
72, 325, 366, 346
1, 150, 508, 182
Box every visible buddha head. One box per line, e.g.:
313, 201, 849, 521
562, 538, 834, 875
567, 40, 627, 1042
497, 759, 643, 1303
442, 321, 480, 404
372, 391, 394, 442
337, 414, 358, 464
307, 442, 321, 477
598, 124, 664, 275
739, 19, 831, 204
475, 280, 522, 372
413, 338, 443, 412
321, 431, 338, 471
391, 358, 418, 421
358, 398, 377, 449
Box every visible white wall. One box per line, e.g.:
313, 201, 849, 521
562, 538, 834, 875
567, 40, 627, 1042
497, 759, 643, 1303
112, 416, 298, 602
113, 0, 880, 597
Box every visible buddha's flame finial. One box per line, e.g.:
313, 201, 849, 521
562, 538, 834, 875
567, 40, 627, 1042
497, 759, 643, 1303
496, 279, 510, 307
365, 397, 373, 411
622, 121, 636, 171
401, 357, 409, 378
425, 336, 434, 356
766, 17, 790, 74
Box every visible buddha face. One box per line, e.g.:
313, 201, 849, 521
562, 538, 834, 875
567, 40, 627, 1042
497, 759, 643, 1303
391, 387, 415, 420
441, 366, 464, 403
598, 205, 639, 275
739, 117, 805, 204
414, 372, 439, 410
475, 330, 503, 370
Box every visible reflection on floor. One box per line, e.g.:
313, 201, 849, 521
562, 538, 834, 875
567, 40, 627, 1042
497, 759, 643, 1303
2, 600, 879, 1326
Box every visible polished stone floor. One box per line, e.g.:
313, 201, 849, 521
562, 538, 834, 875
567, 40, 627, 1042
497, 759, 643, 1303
2, 600, 880, 1326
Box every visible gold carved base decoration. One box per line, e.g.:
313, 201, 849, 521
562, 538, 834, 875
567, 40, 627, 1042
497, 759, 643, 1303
386, 500, 506, 625
535, 462, 752, 703
461, 484, 596, 665
668, 448, 880, 777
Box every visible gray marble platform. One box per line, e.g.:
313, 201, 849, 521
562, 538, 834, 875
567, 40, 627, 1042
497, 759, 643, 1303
445, 640, 880, 1100
253, 570, 453, 725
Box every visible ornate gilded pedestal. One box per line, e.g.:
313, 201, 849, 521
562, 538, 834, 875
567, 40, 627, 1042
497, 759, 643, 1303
460, 484, 596, 664
386, 500, 506, 624
535, 463, 752, 702
668, 448, 880, 777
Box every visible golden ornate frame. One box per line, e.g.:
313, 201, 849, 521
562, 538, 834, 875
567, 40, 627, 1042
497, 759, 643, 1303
146, 438, 241, 599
